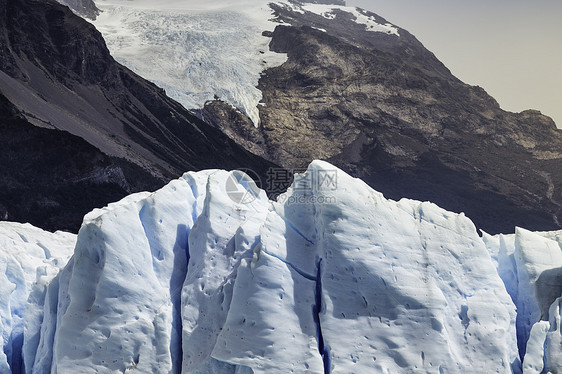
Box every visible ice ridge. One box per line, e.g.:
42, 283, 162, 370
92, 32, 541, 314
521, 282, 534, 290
0, 161, 560, 372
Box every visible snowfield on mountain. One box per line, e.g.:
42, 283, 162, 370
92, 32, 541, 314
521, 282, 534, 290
85, 0, 399, 126
0, 161, 560, 373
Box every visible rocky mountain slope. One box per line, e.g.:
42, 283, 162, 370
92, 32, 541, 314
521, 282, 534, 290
206, 2, 562, 234
78, 0, 562, 234
0, 0, 275, 232
1, 162, 561, 373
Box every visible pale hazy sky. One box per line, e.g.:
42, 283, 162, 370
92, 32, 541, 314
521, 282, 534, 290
346, 0, 562, 128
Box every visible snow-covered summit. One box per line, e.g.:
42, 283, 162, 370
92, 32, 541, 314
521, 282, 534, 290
69, 0, 400, 126
297, 2, 399, 35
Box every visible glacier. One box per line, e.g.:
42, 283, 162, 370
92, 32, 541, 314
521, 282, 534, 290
0, 161, 560, 373
0, 222, 75, 373
483, 229, 562, 373
68, 0, 400, 126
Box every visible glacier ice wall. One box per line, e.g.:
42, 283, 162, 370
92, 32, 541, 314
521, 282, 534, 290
17, 161, 522, 373
484, 228, 562, 372
1, 161, 561, 372
215, 162, 520, 373
0, 222, 75, 374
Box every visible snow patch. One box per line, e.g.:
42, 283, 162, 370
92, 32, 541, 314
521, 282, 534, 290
311, 26, 327, 33
300, 4, 400, 36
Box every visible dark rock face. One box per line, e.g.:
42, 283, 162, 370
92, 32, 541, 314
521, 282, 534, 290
0, 93, 154, 231
57, 0, 98, 19
0, 0, 275, 232
201, 4, 562, 234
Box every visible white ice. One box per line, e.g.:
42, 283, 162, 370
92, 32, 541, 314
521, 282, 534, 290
0, 222, 75, 373
484, 228, 562, 372
299, 3, 400, 36
89, 0, 288, 127
2, 161, 562, 372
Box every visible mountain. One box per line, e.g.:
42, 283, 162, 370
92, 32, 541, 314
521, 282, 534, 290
70, 0, 562, 234
1, 161, 561, 373
0, 0, 276, 232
